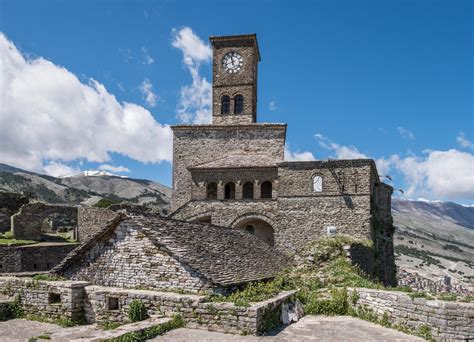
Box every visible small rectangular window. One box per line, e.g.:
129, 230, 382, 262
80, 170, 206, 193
108, 297, 119, 310
48, 293, 62, 304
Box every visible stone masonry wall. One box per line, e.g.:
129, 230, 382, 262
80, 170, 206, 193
171, 124, 286, 212
350, 288, 474, 341
61, 221, 215, 293
0, 277, 87, 321
0, 192, 29, 233
84, 285, 295, 335
0, 243, 76, 273
0, 277, 295, 336
77, 207, 117, 242
12, 202, 78, 241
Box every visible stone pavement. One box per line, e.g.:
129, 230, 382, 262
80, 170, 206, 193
0, 316, 423, 341
0, 317, 170, 341
151, 316, 424, 342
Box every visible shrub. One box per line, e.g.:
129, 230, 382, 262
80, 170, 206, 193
32, 274, 66, 282
94, 198, 119, 208
128, 300, 148, 322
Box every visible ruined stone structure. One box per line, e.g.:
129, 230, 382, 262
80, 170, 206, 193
12, 202, 78, 241
170, 34, 396, 285
53, 213, 287, 294
0, 192, 29, 233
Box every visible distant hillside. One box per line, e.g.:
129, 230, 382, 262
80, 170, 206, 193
0, 163, 171, 212
392, 198, 474, 290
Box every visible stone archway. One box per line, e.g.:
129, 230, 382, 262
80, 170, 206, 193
232, 216, 275, 247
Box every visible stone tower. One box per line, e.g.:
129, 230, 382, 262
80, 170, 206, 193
210, 34, 260, 125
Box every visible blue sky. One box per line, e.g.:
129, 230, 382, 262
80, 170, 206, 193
1, 0, 473, 204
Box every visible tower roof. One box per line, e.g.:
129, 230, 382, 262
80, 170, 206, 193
209, 33, 261, 61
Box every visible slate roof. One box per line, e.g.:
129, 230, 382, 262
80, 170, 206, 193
53, 213, 288, 287
189, 154, 278, 170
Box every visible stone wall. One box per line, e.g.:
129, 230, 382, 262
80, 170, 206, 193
61, 220, 216, 293
84, 286, 295, 335
0, 276, 296, 336
77, 207, 117, 242
350, 288, 474, 341
171, 124, 286, 212
12, 202, 78, 241
0, 243, 77, 273
0, 192, 30, 233
0, 277, 87, 321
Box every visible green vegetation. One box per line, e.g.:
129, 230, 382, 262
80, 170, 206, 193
128, 300, 148, 322
94, 198, 119, 208
99, 321, 122, 330
29, 334, 51, 341
437, 293, 457, 301
209, 235, 380, 308
32, 274, 66, 281
105, 315, 184, 342
408, 292, 434, 300
0, 294, 23, 321
0, 230, 37, 245
25, 314, 81, 327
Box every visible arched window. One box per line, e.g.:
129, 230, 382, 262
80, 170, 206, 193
242, 182, 254, 199
206, 182, 217, 199
221, 95, 230, 114
313, 176, 323, 192
234, 95, 243, 114
224, 182, 235, 199
261, 181, 272, 199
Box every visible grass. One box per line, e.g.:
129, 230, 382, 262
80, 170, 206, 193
0, 238, 37, 245
105, 315, 184, 342
25, 314, 83, 327
31, 274, 66, 282
99, 322, 122, 330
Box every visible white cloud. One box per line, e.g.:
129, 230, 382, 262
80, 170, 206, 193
314, 133, 474, 201
139, 78, 158, 107
380, 150, 474, 200
0, 33, 172, 175
284, 145, 315, 161
141, 47, 154, 65
269, 100, 278, 111
315, 133, 368, 159
397, 126, 415, 141
457, 132, 474, 150
171, 27, 212, 124
43, 161, 80, 177
99, 164, 130, 173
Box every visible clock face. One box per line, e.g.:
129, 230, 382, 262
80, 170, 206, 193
222, 52, 243, 74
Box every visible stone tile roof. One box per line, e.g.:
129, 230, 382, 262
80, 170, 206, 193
54, 214, 288, 287
190, 154, 278, 170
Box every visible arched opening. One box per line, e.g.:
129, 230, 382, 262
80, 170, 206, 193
206, 182, 217, 199
224, 182, 235, 200
193, 216, 211, 224
245, 225, 255, 234
242, 182, 254, 199
313, 175, 323, 192
221, 95, 230, 114
234, 95, 243, 114
260, 181, 272, 199
235, 218, 274, 246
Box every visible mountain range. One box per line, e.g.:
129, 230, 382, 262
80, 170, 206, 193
0, 163, 171, 212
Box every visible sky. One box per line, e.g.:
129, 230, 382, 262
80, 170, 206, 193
0, 0, 473, 205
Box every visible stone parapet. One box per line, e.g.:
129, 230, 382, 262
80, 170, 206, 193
349, 288, 474, 341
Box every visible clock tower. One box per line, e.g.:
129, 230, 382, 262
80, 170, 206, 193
210, 34, 260, 125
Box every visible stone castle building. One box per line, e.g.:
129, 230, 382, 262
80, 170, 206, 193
170, 34, 396, 285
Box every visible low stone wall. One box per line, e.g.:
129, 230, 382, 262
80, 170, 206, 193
0, 243, 77, 273
0, 277, 87, 321
84, 285, 296, 335
350, 288, 474, 341
0, 276, 296, 335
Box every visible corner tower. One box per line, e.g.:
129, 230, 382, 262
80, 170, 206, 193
210, 34, 260, 125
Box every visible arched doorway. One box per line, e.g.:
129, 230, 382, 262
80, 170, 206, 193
234, 217, 274, 247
